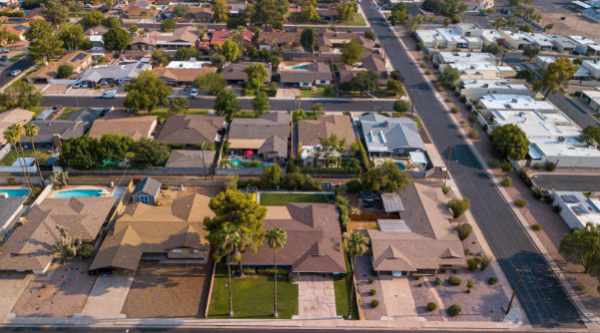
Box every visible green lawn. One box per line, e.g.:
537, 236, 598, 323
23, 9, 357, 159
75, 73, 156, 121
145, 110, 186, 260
0, 149, 52, 166
298, 86, 329, 98
334, 275, 351, 317
208, 273, 298, 319
339, 13, 367, 26
57, 107, 81, 120
259, 192, 334, 206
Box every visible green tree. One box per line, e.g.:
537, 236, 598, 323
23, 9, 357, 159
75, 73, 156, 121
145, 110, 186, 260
342, 71, 377, 94
560, 224, 600, 274
25, 19, 64, 62
124, 70, 172, 113
130, 139, 170, 168
168, 96, 188, 114
440, 67, 460, 89
151, 49, 169, 66
341, 39, 364, 65
344, 231, 369, 319
209, 221, 242, 317
260, 164, 282, 188
490, 124, 529, 160
161, 18, 176, 32
408, 14, 424, 32
522, 44, 540, 62
60, 136, 99, 170
387, 79, 405, 97
175, 46, 200, 60
265, 227, 287, 318
582, 126, 600, 149
337, 1, 357, 22
300, 28, 315, 52
390, 4, 408, 25
214, 89, 240, 122
97, 134, 134, 163
303, 0, 320, 22
43, 0, 69, 26
81, 10, 104, 29
360, 161, 412, 192
103, 26, 130, 52
56, 64, 74, 79
0, 80, 42, 109
244, 63, 269, 94
220, 39, 241, 62
250, 0, 288, 28
535, 57, 577, 99
253, 89, 269, 116
3, 123, 32, 190
194, 72, 226, 95
213, 0, 229, 23
0, 26, 19, 47
448, 198, 470, 219
102, 16, 122, 29
393, 100, 411, 113
318, 134, 346, 167
58, 23, 87, 51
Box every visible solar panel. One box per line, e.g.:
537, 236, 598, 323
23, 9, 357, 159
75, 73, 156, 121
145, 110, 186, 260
561, 195, 580, 204
572, 205, 588, 216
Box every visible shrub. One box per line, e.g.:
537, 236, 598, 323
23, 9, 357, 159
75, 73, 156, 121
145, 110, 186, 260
56, 64, 74, 79
500, 178, 512, 187
78, 243, 94, 259
447, 275, 462, 286
466, 280, 475, 289
514, 199, 527, 208
450, 107, 459, 113
467, 129, 479, 140
370, 299, 379, 308
544, 161, 557, 171
393, 100, 411, 113
479, 255, 490, 271
448, 198, 470, 218
500, 161, 513, 172
433, 277, 442, 286
369, 288, 376, 296
487, 277, 498, 285
441, 184, 451, 195
426, 302, 438, 311
467, 257, 480, 271
531, 224, 543, 231
446, 304, 462, 317
455, 223, 473, 241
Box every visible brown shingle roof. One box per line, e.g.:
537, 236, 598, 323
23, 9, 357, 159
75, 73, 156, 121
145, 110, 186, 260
297, 114, 356, 149
157, 115, 224, 146
222, 62, 272, 82
88, 116, 158, 140
228, 113, 290, 158
242, 203, 346, 274
278, 61, 332, 84
154, 66, 217, 83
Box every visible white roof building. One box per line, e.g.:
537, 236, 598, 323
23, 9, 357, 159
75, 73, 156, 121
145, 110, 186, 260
446, 62, 516, 80
570, 35, 600, 55
433, 51, 496, 65
478, 94, 556, 112
415, 24, 486, 50
460, 79, 530, 101
166, 58, 211, 69
500, 31, 554, 50
553, 191, 600, 229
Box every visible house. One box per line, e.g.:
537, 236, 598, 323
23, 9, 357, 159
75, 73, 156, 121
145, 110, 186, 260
432, 51, 496, 66
415, 24, 490, 50
227, 112, 291, 162
459, 79, 530, 101
222, 62, 273, 84
165, 150, 215, 170
570, 35, 600, 56
154, 66, 217, 86
90, 191, 214, 272
359, 113, 425, 158
88, 115, 158, 141
0, 197, 116, 274
477, 94, 556, 113
0, 196, 26, 232
579, 89, 600, 112
257, 29, 301, 50
121, 3, 158, 19
500, 31, 554, 50
444, 62, 516, 80
242, 203, 346, 275
297, 115, 356, 166
552, 191, 600, 229
549, 35, 578, 53
338, 53, 387, 83
130, 26, 199, 50
29, 52, 93, 84
278, 61, 332, 88
368, 182, 466, 276
131, 177, 161, 205
77, 61, 151, 88
157, 115, 224, 148
206, 28, 253, 48
20, 120, 87, 150
163, 4, 213, 22
0, 108, 34, 145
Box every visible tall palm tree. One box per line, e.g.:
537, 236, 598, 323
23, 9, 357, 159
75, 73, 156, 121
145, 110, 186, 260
344, 231, 369, 319
211, 222, 243, 318
265, 227, 287, 318
24, 123, 44, 183
3, 124, 32, 191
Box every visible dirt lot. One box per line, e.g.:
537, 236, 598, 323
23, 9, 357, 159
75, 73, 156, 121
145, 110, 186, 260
121, 263, 211, 318
540, 10, 600, 39
13, 260, 97, 317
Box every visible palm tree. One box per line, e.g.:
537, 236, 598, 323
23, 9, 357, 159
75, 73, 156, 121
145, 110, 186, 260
344, 231, 369, 319
265, 227, 287, 318
24, 123, 44, 183
3, 124, 32, 191
211, 222, 243, 318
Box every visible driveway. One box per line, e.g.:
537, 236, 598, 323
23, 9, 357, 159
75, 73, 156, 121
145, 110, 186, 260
0, 273, 31, 322
379, 277, 419, 320
80, 272, 134, 319
294, 274, 337, 319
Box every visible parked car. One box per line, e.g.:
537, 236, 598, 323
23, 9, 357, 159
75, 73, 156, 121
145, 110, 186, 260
189, 87, 199, 98
101, 89, 117, 99
9, 69, 21, 76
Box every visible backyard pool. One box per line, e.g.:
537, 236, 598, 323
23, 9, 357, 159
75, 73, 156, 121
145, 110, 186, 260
51, 188, 109, 199
228, 158, 272, 169
0, 188, 30, 198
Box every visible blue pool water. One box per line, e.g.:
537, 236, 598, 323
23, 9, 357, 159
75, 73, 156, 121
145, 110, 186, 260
52, 188, 106, 199
0, 188, 30, 198
396, 161, 407, 171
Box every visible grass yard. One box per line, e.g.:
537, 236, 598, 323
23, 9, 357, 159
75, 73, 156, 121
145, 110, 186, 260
334, 274, 352, 317
339, 13, 367, 26
298, 86, 330, 98
259, 192, 334, 206
0, 149, 51, 166
208, 272, 298, 319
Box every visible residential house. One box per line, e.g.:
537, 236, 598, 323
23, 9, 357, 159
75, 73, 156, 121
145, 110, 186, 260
278, 61, 332, 88
242, 203, 346, 275
338, 53, 387, 83
20, 120, 87, 150
297, 115, 356, 166
432, 51, 497, 66
500, 31, 554, 50
29, 52, 93, 84
131, 177, 161, 205
552, 191, 600, 229
130, 26, 199, 50
90, 191, 214, 272
358, 113, 426, 161
257, 29, 301, 51
121, 2, 158, 19
416, 25, 485, 50
0, 108, 34, 145
459, 79, 529, 101
204, 28, 253, 49
88, 115, 158, 141
163, 4, 213, 22
570, 35, 600, 56
222, 62, 273, 84
369, 182, 466, 276
77, 61, 151, 88
579, 89, 600, 112
0, 197, 117, 274
154, 65, 216, 86
227, 112, 291, 162
0, 196, 26, 232
157, 115, 224, 148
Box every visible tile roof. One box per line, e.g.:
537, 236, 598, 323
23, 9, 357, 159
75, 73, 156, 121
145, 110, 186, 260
297, 114, 356, 149
88, 116, 157, 140
228, 113, 291, 158
0, 108, 34, 144
157, 115, 224, 146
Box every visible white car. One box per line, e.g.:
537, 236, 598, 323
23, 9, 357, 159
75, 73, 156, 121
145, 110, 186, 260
9, 69, 21, 77
189, 87, 199, 98
101, 89, 117, 99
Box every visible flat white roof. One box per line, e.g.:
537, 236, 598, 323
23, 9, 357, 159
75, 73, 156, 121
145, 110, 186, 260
555, 191, 600, 228
166, 59, 210, 69
436, 51, 496, 64
583, 59, 600, 71
531, 138, 600, 159
491, 109, 581, 139
479, 94, 556, 111
581, 89, 600, 102
461, 79, 529, 91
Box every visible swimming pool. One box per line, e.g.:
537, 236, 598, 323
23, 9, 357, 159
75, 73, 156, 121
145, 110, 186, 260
51, 188, 108, 199
0, 188, 30, 198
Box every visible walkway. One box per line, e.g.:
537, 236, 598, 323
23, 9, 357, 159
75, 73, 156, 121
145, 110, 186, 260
294, 275, 337, 319
80, 273, 134, 319
0, 273, 31, 323
379, 277, 420, 320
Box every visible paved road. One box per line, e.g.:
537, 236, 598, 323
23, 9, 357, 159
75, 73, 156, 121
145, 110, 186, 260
41, 96, 395, 112
549, 93, 599, 129
532, 174, 600, 192
0, 56, 34, 87
360, 0, 581, 326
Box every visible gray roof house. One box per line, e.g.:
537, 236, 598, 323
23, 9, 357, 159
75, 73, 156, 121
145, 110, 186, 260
21, 120, 86, 149
228, 113, 291, 161
131, 177, 161, 205
359, 113, 425, 156
0, 196, 26, 232
278, 61, 333, 87
222, 62, 273, 83
77, 62, 151, 87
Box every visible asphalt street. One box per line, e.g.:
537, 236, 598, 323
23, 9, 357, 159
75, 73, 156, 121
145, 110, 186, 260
0, 56, 34, 87
532, 174, 600, 192
360, 0, 581, 326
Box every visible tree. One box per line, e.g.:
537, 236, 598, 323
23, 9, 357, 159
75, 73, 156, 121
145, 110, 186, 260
102, 16, 122, 29
220, 39, 241, 62
214, 89, 240, 122
124, 70, 172, 113
168, 96, 188, 114
300, 28, 315, 52
490, 124, 529, 160
161, 18, 176, 32
209, 221, 242, 318
448, 198, 470, 219
103, 26, 130, 52
151, 49, 169, 66
337, 1, 357, 22
341, 39, 363, 65
318, 134, 346, 167
194, 72, 226, 95
58, 23, 88, 51
56, 64, 74, 79
25, 19, 64, 62
213, 0, 229, 23
175, 46, 200, 60
244, 63, 269, 94
344, 231, 369, 319
560, 224, 600, 274
440, 67, 460, 89
393, 100, 411, 113
250, 0, 288, 28
130, 139, 170, 168
360, 161, 412, 192
390, 4, 408, 25
342, 71, 377, 94
60, 136, 99, 170
0, 80, 42, 109
265, 227, 287, 318
408, 14, 424, 32
303, 0, 320, 22
535, 57, 577, 99
522, 44, 540, 62
253, 89, 269, 116
97, 134, 134, 163
3, 123, 32, 190
260, 164, 282, 188
492, 17, 507, 30
386, 79, 405, 97
582, 126, 600, 149
43, 0, 69, 26
81, 10, 104, 29
0, 26, 19, 47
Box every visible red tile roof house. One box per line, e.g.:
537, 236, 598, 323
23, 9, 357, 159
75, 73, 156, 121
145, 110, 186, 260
278, 61, 333, 88
241, 203, 346, 275
208, 28, 253, 48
